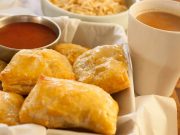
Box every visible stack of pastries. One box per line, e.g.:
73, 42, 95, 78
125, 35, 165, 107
0, 43, 130, 135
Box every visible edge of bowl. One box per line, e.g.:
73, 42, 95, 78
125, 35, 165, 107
42, 0, 131, 19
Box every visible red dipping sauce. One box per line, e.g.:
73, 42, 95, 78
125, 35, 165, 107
0, 22, 57, 49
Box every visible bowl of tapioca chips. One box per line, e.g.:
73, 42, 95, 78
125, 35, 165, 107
41, 0, 137, 29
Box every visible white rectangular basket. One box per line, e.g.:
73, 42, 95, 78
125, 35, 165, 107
0, 17, 136, 135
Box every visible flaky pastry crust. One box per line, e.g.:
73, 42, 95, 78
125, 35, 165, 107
19, 76, 118, 134
0, 49, 75, 95
73, 45, 129, 94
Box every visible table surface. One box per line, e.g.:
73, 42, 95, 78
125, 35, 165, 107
172, 80, 180, 134
173, 91, 180, 135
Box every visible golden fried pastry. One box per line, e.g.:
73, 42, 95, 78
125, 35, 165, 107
19, 76, 118, 135
0, 91, 24, 125
0, 49, 75, 95
73, 45, 130, 94
54, 43, 88, 64
0, 60, 7, 72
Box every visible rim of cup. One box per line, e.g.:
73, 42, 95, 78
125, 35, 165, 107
129, 0, 180, 34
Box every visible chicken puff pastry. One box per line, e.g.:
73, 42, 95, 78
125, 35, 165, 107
54, 43, 88, 64
19, 76, 118, 135
73, 45, 130, 94
0, 49, 75, 95
0, 91, 24, 125
0, 60, 7, 72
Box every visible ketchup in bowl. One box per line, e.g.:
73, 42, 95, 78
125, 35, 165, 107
0, 22, 57, 49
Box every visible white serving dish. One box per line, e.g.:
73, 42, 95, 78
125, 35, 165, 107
0, 16, 136, 135
41, 0, 137, 29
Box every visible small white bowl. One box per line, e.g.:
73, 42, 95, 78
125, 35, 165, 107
41, 0, 137, 29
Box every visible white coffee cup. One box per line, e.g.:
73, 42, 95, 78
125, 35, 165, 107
128, 0, 180, 96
